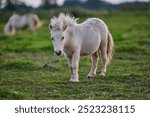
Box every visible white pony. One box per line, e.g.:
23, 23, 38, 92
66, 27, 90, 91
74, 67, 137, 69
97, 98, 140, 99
4, 13, 42, 36
49, 13, 114, 82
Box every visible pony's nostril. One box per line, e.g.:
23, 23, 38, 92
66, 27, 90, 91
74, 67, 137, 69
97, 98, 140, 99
55, 50, 61, 56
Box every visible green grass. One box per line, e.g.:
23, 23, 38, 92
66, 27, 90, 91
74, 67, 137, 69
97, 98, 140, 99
0, 10, 150, 100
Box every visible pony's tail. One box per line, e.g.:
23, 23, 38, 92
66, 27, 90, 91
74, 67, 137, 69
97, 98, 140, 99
107, 31, 114, 64
32, 15, 43, 29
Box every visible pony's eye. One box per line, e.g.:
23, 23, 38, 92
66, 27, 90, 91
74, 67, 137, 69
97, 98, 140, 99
51, 37, 54, 41
62, 37, 64, 40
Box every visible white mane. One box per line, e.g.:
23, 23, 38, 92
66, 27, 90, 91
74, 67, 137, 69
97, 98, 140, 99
50, 13, 78, 30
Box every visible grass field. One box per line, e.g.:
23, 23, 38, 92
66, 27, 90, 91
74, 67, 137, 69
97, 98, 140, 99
0, 10, 150, 99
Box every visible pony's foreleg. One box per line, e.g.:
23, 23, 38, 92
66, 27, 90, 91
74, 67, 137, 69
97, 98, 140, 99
87, 52, 99, 79
100, 43, 107, 77
70, 51, 80, 82
66, 56, 73, 75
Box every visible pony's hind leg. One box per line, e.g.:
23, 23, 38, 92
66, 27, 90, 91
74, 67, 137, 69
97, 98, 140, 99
87, 52, 99, 79
100, 42, 108, 77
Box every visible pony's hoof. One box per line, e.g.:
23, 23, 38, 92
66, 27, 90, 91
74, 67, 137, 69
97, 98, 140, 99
87, 73, 95, 79
100, 72, 106, 77
70, 77, 80, 82
87, 76, 94, 80
70, 79, 80, 82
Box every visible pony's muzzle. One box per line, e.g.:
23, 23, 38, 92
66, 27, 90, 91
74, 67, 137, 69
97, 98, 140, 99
55, 50, 62, 56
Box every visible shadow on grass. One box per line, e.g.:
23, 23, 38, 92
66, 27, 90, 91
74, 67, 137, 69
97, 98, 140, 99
0, 61, 39, 71
0, 61, 60, 72
0, 35, 9, 40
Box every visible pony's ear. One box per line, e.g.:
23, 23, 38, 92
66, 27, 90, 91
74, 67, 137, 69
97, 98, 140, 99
50, 18, 55, 24
50, 17, 57, 25
50, 17, 60, 30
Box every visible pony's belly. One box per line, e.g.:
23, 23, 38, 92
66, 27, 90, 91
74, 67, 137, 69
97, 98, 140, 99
80, 43, 100, 56
80, 49, 97, 56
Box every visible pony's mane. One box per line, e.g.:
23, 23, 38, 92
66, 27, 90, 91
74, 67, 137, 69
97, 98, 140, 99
51, 13, 78, 30
58, 13, 78, 26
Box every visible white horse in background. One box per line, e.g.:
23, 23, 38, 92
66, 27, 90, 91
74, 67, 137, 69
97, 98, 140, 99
4, 13, 42, 36
49, 13, 114, 82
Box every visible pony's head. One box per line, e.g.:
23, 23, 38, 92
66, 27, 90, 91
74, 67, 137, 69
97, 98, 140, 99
9, 13, 19, 21
49, 13, 78, 56
4, 13, 19, 36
